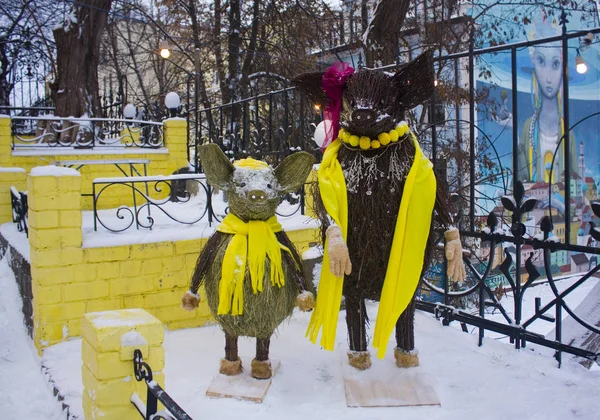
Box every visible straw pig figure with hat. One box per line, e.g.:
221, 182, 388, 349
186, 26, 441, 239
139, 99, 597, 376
182, 144, 316, 379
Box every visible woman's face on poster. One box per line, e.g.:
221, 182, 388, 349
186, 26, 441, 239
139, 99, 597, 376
533, 47, 563, 100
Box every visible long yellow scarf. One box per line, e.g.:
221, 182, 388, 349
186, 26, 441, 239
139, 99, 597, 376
216, 214, 292, 316
306, 134, 436, 359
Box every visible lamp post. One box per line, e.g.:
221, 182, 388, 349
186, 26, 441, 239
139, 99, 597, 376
157, 38, 205, 172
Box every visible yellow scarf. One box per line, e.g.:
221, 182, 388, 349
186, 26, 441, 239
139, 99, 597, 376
306, 133, 436, 359
216, 214, 292, 316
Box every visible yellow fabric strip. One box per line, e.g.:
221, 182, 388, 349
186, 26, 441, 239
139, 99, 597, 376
305, 139, 347, 351
372, 135, 436, 358
216, 214, 289, 316
307, 134, 436, 359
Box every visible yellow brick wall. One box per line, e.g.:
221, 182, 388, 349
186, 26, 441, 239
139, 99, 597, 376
81, 309, 165, 419
28, 170, 320, 353
0, 116, 189, 211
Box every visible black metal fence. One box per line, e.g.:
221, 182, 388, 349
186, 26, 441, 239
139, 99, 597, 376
419, 183, 600, 366
4, 74, 164, 149
186, 86, 323, 172
10, 116, 164, 149
10, 187, 28, 237
92, 174, 306, 233
416, 22, 600, 367
132, 349, 192, 420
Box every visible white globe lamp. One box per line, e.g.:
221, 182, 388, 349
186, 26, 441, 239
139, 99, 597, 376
159, 40, 171, 59
123, 103, 137, 119
313, 120, 333, 148
165, 92, 181, 117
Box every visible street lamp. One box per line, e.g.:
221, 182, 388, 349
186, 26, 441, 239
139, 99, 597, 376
165, 92, 181, 117
576, 50, 588, 74
159, 40, 171, 59
123, 103, 137, 119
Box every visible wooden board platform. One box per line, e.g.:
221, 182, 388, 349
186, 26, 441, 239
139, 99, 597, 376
343, 359, 440, 408
206, 360, 280, 403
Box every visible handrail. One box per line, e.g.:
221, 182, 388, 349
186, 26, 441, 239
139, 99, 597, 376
132, 349, 193, 420
11, 115, 164, 126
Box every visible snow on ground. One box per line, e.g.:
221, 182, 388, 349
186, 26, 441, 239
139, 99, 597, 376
464, 276, 600, 361
464, 275, 599, 338
0, 223, 31, 262
0, 252, 66, 420
43, 300, 600, 420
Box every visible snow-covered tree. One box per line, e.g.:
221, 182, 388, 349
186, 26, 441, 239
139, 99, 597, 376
52, 0, 113, 117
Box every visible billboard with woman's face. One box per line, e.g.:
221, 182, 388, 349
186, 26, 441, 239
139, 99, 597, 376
475, 4, 600, 273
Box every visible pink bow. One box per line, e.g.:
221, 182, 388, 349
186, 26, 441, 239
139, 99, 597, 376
321, 62, 354, 150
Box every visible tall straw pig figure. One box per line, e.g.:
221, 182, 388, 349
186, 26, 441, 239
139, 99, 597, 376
181, 144, 316, 380
292, 51, 466, 370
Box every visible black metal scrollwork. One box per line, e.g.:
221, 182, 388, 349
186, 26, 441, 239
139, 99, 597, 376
93, 175, 306, 233
133, 349, 153, 383
10, 187, 28, 236
132, 349, 192, 420
11, 117, 164, 149
93, 176, 216, 233
419, 181, 600, 367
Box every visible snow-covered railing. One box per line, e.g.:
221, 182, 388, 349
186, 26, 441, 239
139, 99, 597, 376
92, 173, 214, 233
10, 186, 28, 237
10, 115, 164, 149
418, 181, 600, 368
132, 349, 192, 420
91, 173, 307, 233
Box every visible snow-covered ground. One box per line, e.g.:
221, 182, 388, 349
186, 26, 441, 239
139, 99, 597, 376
466, 276, 599, 338
2, 237, 600, 419
0, 252, 66, 419
42, 291, 600, 419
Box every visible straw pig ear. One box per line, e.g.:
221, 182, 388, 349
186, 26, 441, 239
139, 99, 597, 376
291, 71, 328, 109
393, 50, 435, 111
274, 152, 315, 194
199, 143, 234, 189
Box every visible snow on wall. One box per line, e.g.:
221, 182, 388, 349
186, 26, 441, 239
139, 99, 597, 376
30, 166, 80, 177
88, 309, 150, 328
121, 331, 148, 347
12, 147, 169, 157
0, 167, 26, 173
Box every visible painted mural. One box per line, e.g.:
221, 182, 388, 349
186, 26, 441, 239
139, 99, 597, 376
476, 3, 600, 282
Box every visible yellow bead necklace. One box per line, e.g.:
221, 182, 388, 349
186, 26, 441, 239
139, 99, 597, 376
338, 122, 410, 150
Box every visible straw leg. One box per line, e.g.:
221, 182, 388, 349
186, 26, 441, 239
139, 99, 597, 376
345, 295, 368, 352
224, 333, 239, 361
256, 337, 271, 361
395, 298, 416, 351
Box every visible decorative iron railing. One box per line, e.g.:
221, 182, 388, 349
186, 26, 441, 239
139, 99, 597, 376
418, 181, 600, 367
91, 174, 306, 233
132, 349, 192, 420
187, 86, 322, 171
10, 187, 28, 237
92, 174, 213, 232
10, 116, 164, 149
